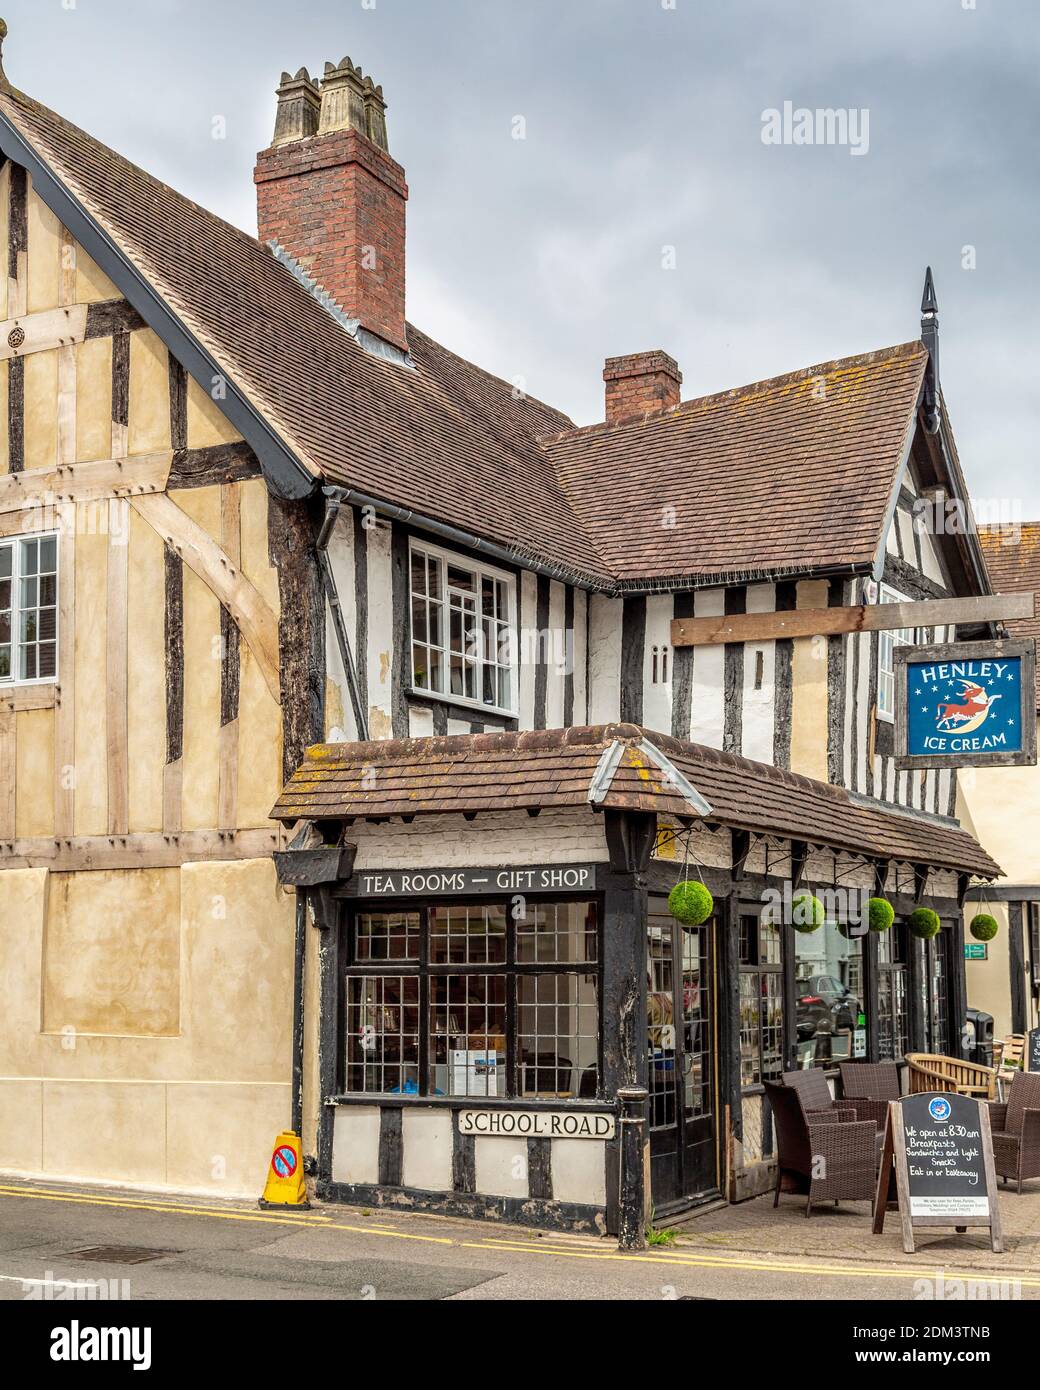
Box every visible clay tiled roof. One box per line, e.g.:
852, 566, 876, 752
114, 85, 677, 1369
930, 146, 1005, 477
0, 86, 606, 584
979, 522, 1040, 707
544, 344, 928, 583
0, 84, 931, 589
271, 724, 1001, 878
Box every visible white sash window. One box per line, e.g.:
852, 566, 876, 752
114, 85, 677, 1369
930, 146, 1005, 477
0, 533, 59, 685
409, 541, 518, 715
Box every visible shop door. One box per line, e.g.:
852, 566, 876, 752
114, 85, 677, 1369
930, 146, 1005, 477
647, 903, 718, 1210
924, 929, 950, 1055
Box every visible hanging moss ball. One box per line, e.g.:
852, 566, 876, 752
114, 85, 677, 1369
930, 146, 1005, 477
668, 880, 714, 926
868, 897, 895, 933
908, 907, 941, 940
969, 913, 999, 943
791, 892, 825, 933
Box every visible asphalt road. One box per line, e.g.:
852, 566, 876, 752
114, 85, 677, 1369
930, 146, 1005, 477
0, 1178, 1035, 1304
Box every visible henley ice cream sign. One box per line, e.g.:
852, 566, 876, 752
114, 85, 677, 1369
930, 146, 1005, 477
895, 640, 1036, 770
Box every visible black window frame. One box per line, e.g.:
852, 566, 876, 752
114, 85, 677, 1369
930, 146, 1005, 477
339, 894, 603, 1100
738, 906, 784, 1090
876, 920, 911, 1061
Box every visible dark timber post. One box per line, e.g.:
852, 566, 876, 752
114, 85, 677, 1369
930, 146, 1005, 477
617, 1086, 649, 1251
1009, 901, 1028, 1036
716, 830, 750, 1188
312, 887, 341, 1194
290, 890, 308, 1139
602, 809, 654, 1235
949, 908, 969, 1058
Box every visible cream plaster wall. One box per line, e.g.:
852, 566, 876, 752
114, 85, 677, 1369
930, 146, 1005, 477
1, 204, 294, 1202
959, 734, 1040, 886
0, 858, 294, 1196
75, 335, 114, 463
349, 809, 610, 870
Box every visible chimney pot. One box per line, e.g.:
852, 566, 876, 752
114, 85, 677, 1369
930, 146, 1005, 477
603, 350, 682, 425
255, 56, 407, 352
318, 56, 368, 136
271, 67, 321, 146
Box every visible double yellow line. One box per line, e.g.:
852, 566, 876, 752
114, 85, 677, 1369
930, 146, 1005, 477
2, 1183, 1037, 1288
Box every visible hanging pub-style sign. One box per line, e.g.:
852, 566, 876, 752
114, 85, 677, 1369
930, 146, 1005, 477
894, 639, 1037, 771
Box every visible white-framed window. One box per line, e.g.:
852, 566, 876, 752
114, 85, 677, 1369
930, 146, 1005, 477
408, 540, 518, 715
0, 533, 59, 685
877, 582, 915, 721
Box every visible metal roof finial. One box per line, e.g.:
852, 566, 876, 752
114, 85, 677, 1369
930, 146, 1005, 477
921, 265, 938, 317
920, 266, 940, 435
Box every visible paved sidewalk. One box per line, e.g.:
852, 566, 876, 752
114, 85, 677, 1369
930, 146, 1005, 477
673, 1184, 1040, 1277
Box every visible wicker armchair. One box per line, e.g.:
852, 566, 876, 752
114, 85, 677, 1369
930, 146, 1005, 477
765, 1080, 877, 1217
987, 1071, 1040, 1194
782, 1068, 850, 1119
838, 1061, 901, 1131
906, 1053, 997, 1100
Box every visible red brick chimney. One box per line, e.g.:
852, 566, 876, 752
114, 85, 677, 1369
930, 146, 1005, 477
603, 351, 682, 425
254, 59, 408, 353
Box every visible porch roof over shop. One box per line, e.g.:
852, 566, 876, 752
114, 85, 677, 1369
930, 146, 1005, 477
271, 724, 1001, 879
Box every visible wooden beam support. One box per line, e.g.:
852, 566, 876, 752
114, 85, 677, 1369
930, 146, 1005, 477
1, 303, 89, 363
106, 500, 129, 835
0, 450, 172, 514
0, 826, 284, 872
132, 490, 281, 703
0, 709, 15, 840
0, 684, 56, 714
53, 525, 75, 837
218, 482, 241, 831
671, 592, 1036, 648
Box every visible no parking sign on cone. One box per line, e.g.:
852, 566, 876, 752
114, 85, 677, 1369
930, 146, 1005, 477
259, 1130, 310, 1209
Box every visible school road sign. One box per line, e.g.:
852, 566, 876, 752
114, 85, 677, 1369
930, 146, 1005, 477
895, 639, 1036, 771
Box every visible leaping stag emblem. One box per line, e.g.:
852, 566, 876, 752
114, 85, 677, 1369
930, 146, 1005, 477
935, 680, 1001, 734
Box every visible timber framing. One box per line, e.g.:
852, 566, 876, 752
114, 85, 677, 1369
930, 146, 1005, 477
0, 827, 284, 872
0, 125, 314, 500
1, 302, 87, 360
269, 493, 325, 780
0, 451, 172, 512
133, 490, 281, 703
671, 592, 1036, 648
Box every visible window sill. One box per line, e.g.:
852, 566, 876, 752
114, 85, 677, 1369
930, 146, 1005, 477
328, 1093, 611, 1112
406, 687, 518, 725
0, 681, 58, 713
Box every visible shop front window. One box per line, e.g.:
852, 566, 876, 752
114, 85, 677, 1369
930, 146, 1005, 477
793, 919, 865, 1069
922, 927, 950, 1056
739, 911, 783, 1087
877, 922, 910, 1061
343, 900, 598, 1099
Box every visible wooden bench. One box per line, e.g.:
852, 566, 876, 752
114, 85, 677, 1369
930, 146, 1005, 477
906, 1053, 997, 1100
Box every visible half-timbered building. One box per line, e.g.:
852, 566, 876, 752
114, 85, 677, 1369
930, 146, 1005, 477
0, 29, 1007, 1229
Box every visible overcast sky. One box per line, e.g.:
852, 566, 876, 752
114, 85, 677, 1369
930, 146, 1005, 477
4, 0, 1037, 514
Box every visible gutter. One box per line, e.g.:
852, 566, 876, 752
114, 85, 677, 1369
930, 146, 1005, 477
322, 484, 611, 592
0, 99, 314, 501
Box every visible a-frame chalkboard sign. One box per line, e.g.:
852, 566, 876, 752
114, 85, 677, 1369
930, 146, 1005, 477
1027, 1028, 1040, 1073
873, 1092, 1003, 1254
